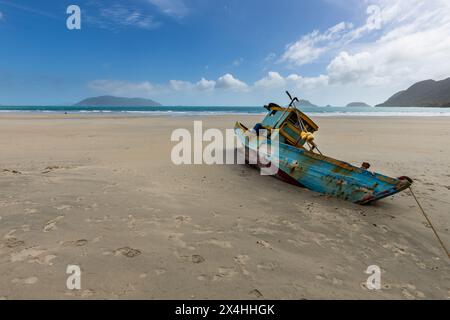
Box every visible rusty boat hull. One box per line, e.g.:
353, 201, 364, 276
235, 122, 412, 205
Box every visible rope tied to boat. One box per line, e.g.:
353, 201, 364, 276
409, 186, 450, 260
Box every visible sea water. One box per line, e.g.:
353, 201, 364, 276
1, 105, 450, 117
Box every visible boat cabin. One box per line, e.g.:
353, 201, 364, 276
259, 103, 319, 148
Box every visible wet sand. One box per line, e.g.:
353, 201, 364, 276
0, 114, 449, 299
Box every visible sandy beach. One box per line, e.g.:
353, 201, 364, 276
0, 114, 449, 299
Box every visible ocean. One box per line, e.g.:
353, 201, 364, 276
1, 105, 450, 117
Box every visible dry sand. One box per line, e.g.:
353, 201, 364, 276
0, 113, 449, 299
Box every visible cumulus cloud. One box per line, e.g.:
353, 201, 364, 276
169, 78, 216, 91
215, 74, 249, 91
276, 0, 450, 104
255, 72, 328, 91
327, 52, 373, 84
88, 74, 247, 98
292, 74, 329, 89
254, 72, 286, 89
88, 80, 161, 97
168, 74, 249, 92
196, 78, 216, 91
86, 1, 450, 106
324, 0, 450, 88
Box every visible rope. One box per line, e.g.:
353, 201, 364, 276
409, 187, 450, 259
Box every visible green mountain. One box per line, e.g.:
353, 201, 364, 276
377, 78, 450, 108
74, 96, 162, 107
297, 99, 318, 107
346, 102, 372, 107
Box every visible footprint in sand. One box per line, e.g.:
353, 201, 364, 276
256, 240, 272, 249
4, 238, 25, 248
3, 229, 17, 240
234, 255, 249, 265
175, 215, 192, 224
234, 255, 250, 275
114, 247, 142, 258
382, 243, 409, 257
10, 247, 46, 263
2, 169, 22, 175
191, 255, 205, 264
12, 248, 57, 265
401, 284, 426, 299
257, 261, 278, 271
63, 239, 88, 247
176, 253, 205, 264
43, 216, 64, 232
249, 289, 263, 298
41, 166, 64, 174
213, 267, 238, 281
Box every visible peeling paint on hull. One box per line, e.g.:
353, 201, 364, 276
235, 124, 412, 205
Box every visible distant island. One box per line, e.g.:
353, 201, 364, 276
377, 78, 450, 108
74, 96, 162, 107
297, 99, 318, 108
346, 102, 372, 107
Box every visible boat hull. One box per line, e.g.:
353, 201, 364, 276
235, 122, 412, 205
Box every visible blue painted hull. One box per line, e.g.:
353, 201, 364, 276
235, 123, 412, 205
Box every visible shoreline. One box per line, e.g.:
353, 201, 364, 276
2, 112, 450, 120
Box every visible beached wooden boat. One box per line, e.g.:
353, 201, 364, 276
234, 92, 413, 205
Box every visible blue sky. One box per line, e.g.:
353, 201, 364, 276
0, 0, 449, 106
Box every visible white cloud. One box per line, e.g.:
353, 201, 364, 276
255, 72, 286, 89
254, 72, 329, 91
87, 72, 334, 106
0, 11, 3, 20
169, 78, 216, 91
215, 74, 249, 91
88, 74, 244, 98
325, 0, 450, 88
196, 78, 216, 91
276, 0, 450, 105
279, 0, 444, 68
169, 79, 193, 91
281, 21, 354, 66
147, 0, 188, 18
88, 80, 161, 97
327, 51, 373, 84
294, 74, 329, 89
97, 4, 160, 30
86, 1, 450, 106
